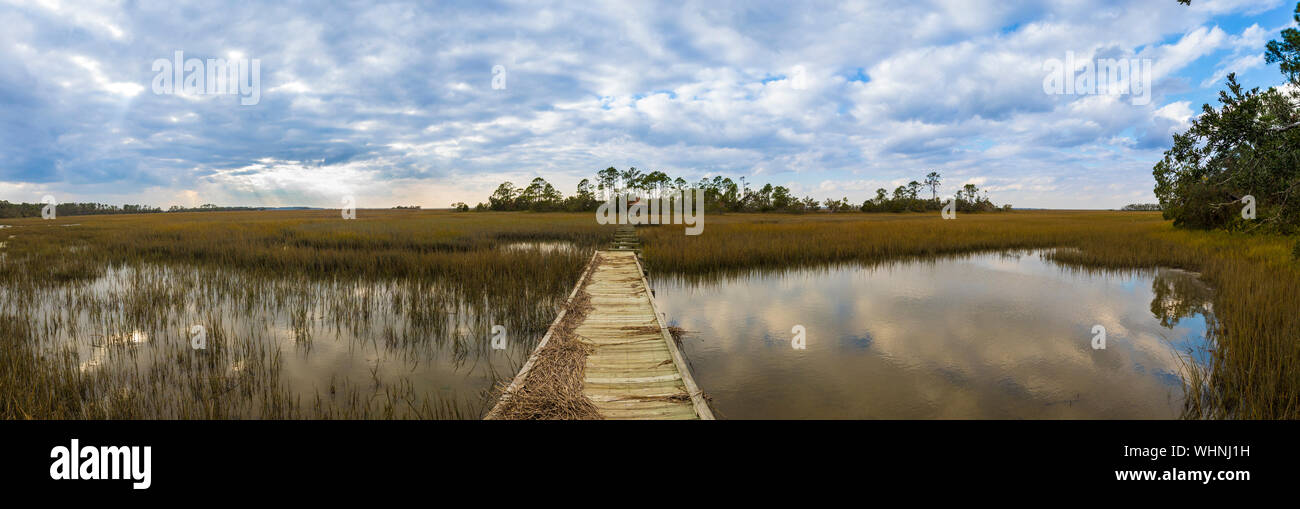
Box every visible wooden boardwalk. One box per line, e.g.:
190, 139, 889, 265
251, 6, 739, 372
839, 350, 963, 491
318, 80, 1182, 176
487, 233, 713, 419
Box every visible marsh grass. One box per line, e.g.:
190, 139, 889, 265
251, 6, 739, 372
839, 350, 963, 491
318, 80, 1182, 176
0, 210, 610, 419
641, 211, 1300, 419
4, 209, 1295, 419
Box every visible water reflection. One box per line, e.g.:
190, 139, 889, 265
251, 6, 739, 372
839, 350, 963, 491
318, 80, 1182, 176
0, 264, 558, 418
651, 250, 1214, 419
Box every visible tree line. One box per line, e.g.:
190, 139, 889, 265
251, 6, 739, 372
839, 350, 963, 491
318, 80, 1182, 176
476, 167, 1006, 214
0, 201, 263, 218
0, 201, 162, 218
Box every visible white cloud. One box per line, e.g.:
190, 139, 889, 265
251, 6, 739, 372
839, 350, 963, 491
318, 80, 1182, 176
0, 0, 1292, 209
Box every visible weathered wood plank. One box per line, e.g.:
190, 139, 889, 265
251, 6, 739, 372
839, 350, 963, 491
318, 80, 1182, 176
581, 250, 712, 419
485, 246, 713, 420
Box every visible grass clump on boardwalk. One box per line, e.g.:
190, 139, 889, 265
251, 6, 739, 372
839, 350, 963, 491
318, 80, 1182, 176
489, 253, 603, 420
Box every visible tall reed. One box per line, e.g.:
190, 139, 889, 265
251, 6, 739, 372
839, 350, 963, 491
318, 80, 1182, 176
0, 210, 611, 419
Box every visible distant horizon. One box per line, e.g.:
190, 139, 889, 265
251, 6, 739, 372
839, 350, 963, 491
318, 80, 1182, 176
0, 197, 1155, 213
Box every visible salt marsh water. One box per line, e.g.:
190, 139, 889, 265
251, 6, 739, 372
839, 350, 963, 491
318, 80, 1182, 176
653, 250, 1214, 419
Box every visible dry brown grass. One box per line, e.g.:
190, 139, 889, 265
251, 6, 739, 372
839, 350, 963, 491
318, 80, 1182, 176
0, 210, 612, 419
6, 208, 1297, 419
487, 253, 603, 420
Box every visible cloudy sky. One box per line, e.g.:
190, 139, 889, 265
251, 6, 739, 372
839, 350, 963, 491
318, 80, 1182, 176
0, 0, 1295, 209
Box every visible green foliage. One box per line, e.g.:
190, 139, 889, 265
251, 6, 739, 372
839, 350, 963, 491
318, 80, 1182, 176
1265, 3, 1300, 85
859, 172, 1001, 213
1153, 75, 1299, 231
1157, 3, 1300, 232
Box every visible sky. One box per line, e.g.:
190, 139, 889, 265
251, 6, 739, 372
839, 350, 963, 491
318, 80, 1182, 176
0, 0, 1296, 210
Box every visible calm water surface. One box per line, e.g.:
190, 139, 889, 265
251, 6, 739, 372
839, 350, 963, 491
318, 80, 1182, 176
2, 262, 557, 418
652, 250, 1214, 419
